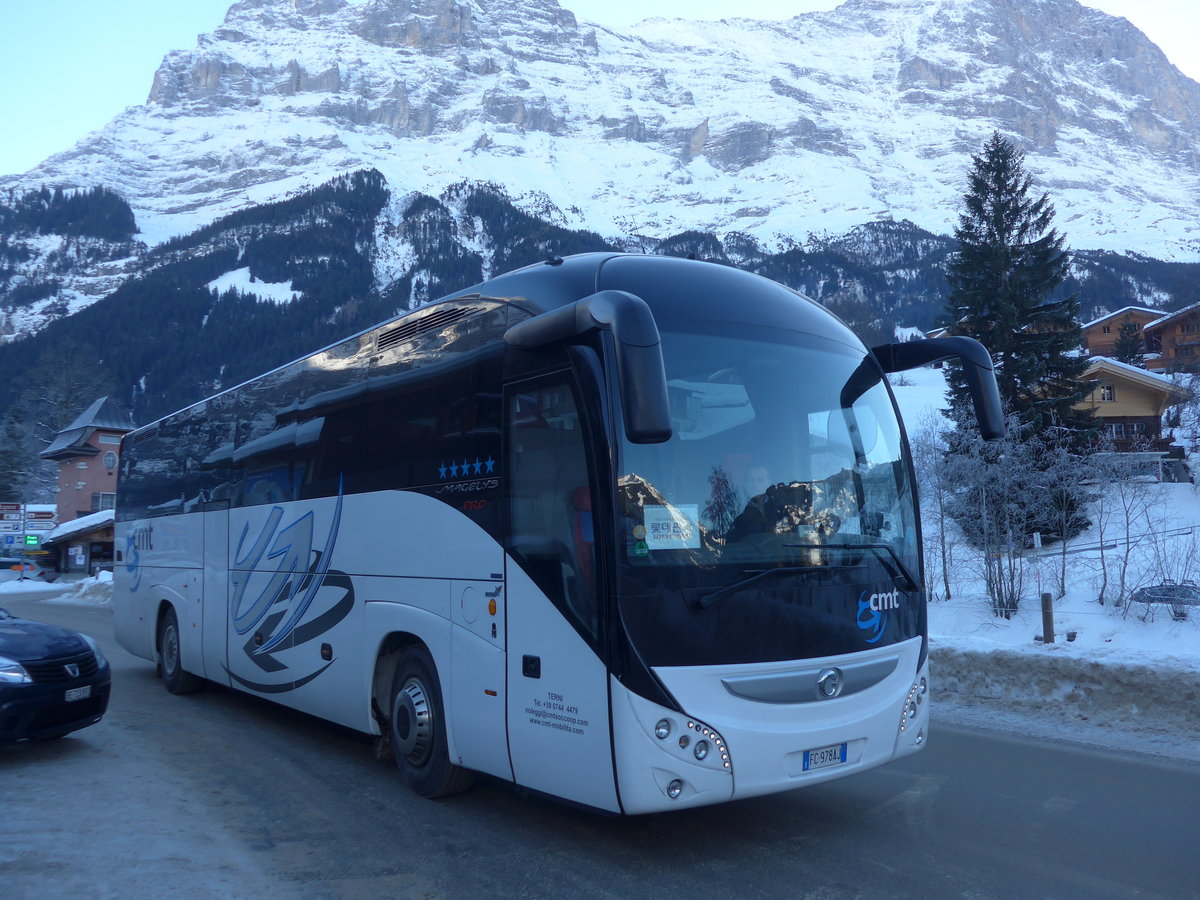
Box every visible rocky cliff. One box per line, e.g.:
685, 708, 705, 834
4, 0, 1197, 260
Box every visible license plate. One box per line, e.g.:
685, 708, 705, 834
65, 685, 91, 702
803, 742, 847, 771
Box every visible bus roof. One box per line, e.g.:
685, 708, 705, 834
126, 253, 863, 440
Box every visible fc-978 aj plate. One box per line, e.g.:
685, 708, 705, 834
802, 742, 847, 771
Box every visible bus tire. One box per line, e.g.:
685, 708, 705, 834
159, 607, 203, 695
390, 645, 474, 798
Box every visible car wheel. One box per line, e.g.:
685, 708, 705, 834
159, 607, 203, 695
390, 645, 474, 798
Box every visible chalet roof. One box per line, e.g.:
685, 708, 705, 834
1079, 306, 1162, 331
1083, 357, 1192, 402
43, 509, 114, 545
1144, 301, 1200, 333
39, 397, 136, 460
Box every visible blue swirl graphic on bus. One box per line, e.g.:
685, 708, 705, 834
856, 591, 886, 644
230, 490, 343, 656
857, 588, 903, 644
124, 534, 142, 592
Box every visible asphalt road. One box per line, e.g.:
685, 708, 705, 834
3, 596, 1198, 900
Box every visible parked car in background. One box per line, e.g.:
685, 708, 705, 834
0, 606, 111, 742
1125, 582, 1200, 622
0, 558, 52, 583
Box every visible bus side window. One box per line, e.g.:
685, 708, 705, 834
508, 377, 599, 641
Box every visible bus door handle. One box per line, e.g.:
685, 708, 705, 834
522, 655, 541, 679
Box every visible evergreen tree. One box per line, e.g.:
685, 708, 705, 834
944, 132, 1092, 439
0, 341, 120, 502
1112, 317, 1146, 367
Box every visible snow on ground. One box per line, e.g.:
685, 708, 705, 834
207, 267, 301, 304
888, 364, 1199, 669
41, 570, 114, 606
887, 364, 1200, 759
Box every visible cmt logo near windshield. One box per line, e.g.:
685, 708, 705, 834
856, 588, 902, 644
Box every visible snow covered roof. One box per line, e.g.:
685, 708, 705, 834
1144, 301, 1200, 332
43, 509, 115, 545
1083, 356, 1192, 401
1080, 306, 1162, 331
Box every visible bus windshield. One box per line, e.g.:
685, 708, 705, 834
616, 326, 922, 668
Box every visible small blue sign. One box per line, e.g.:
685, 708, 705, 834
3, 535, 13, 545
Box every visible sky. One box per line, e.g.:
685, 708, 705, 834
0, 0, 1196, 176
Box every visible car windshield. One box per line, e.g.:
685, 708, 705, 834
615, 326, 922, 667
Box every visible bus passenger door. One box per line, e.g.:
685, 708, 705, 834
201, 500, 230, 685
503, 375, 618, 812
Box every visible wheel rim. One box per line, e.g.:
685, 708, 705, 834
162, 623, 179, 676
392, 676, 433, 767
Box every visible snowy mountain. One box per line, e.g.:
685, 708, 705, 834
2, 0, 1199, 409
1, 171, 1192, 432
3, 0, 1198, 259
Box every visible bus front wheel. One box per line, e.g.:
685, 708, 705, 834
390, 645, 474, 798
158, 607, 203, 695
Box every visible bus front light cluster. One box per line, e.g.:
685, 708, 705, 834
897, 678, 927, 736
651, 715, 732, 773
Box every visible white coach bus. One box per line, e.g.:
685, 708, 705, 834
114, 253, 1001, 814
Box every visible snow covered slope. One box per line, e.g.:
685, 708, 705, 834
3, 0, 1198, 259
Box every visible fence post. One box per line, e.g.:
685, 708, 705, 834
1041, 592, 1055, 644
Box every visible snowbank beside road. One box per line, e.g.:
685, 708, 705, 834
0, 571, 112, 606
931, 646, 1200, 761
46, 570, 114, 607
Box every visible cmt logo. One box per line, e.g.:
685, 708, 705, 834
856, 588, 904, 644
867, 590, 901, 611
130, 524, 154, 551
124, 524, 153, 593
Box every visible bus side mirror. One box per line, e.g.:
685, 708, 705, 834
505, 290, 673, 444
871, 337, 1005, 441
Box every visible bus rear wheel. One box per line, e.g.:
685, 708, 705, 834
390, 645, 474, 798
158, 607, 203, 695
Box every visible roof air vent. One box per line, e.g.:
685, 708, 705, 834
376, 306, 482, 353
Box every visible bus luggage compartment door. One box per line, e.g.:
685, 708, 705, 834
201, 502, 231, 685
450, 578, 513, 781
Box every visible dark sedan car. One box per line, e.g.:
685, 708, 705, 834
0, 606, 111, 743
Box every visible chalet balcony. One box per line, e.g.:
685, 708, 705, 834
1106, 437, 1176, 453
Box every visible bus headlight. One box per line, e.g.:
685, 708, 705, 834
654, 719, 671, 740
693, 740, 709, 761
897, 679, 927, 735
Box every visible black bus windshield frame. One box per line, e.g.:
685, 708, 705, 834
612, 322, 924, 669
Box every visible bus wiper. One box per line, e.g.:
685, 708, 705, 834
689, 565, 827, 611
789, 542, 920, 593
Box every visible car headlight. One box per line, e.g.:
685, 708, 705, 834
0, 654, 32, 684
81, 634, 108, 669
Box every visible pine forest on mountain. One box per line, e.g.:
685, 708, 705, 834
0, 0, 1198, 472
1, 170, 1198, 431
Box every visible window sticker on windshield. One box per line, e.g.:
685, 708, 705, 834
644, 505, 700, 550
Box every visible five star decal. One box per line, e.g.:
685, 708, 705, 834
439, 457, 496, 480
